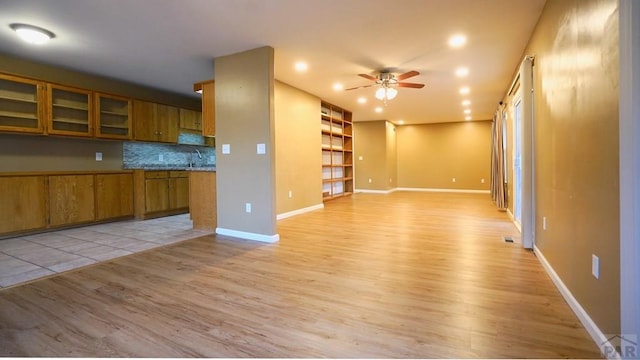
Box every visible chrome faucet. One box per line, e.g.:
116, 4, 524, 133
189, 148, 203, 168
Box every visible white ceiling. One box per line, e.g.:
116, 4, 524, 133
0, 0, 546, 125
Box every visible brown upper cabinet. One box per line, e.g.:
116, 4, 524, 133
0, 73, 45, 134
133, 100, 179, 143
194, 79, 215, 137
179, 108, 202, 132
47, 84, 93, 137
95, 93, 132, 140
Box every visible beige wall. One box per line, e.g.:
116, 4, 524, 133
0, 134, 122, 172
506, 0, 620, 334
386, 122, 398, 189
354, 121, 389, 190
215, 46, 277, 238
397, 121, 492, 190
274, 81, 322, 214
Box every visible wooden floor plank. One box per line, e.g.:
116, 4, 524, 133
0, 191, 602, 358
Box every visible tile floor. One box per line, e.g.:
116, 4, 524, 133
0, 214, 214, 288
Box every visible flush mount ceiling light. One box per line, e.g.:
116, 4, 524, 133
10, 23, 55, 45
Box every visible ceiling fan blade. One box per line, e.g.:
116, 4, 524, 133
345, 84, 375, 91
398, 82, 425, 89
396, 70, 420, 81
358, 73, 378, 82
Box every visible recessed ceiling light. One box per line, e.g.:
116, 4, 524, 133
357, 97, 367, 104
465, 116, 472, 121
464, 109, 471, 114
333, 83, 343, 91
459, 86, 470, 95
375, 107, 383, 113
397, 120, 405, 125
462, 100, 471, 106
294, 61, 308, 72
455, 67, 469, 77
448, 34, 467, 48
10, 23, 55, 45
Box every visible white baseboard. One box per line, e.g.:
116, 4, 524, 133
534, 245, 616, 359
215, 228, 280, 243
354, 188, 398, 194
395, 187, 490, 194
277, 203, 324, 220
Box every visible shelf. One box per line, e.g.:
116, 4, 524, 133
0, 110, 37, 120
52, 118, 89, 125
321, 101, 353, 202
52, 103, 88, 111
100, 123, 129, 129
100, 110, 128, 116
0, 96, 38, 104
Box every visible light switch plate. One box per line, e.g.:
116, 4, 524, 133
257, 143, 266, 154
95, 152, 103, 161
222, 144, 231, 154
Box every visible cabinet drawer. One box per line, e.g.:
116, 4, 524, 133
169, 171, 187, 178
145, 171, 169, 179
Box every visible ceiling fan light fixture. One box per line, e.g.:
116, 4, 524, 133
10, 23, 55, 45
386, 87, 398, 100
375, 87, 398, 101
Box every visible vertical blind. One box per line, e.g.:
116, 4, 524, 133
490, 106, 507, 210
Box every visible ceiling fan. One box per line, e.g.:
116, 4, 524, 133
345, 70, 425, 101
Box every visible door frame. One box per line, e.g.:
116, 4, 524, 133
620, 0, 640, 352
512, 94, 523, 230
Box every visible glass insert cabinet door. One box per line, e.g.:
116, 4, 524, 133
0, 74, 44, 134
95, 93, 132, 139
47, 84, 92, 136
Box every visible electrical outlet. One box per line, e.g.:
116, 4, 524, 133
159, 153, 164, 162
452, 178, 456, 183
389, 178, 392, 183
358, 155, 363, 161
245, 203, 252, 213
481, 178, 485, 184
368, 178, 372, 183
288, 190, 292, 198
543, 217, 547, 230
95, 152, 102, 161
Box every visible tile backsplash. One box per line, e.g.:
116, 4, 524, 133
123, 141, 215, 169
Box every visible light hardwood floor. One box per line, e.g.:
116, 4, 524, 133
0, 192, 602, 358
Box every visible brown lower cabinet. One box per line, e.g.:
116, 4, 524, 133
96, 173, 134, 221
48, 175, 96, 227
0, 171, 134, 238
134, 170, 189, 219
0, 176, 47, 234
